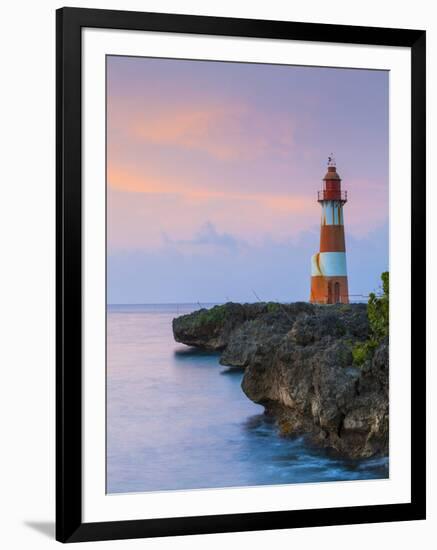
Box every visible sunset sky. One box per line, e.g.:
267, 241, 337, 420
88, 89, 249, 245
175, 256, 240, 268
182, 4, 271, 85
107, 56, 389, 304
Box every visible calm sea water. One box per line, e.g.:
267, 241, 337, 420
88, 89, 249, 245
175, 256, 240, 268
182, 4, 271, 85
107, 304, 388, 494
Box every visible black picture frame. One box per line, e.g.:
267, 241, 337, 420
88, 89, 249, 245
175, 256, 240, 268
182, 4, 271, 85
56, 6, 426, 543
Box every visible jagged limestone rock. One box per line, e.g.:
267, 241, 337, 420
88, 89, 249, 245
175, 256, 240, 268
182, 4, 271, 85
172, 302, 388, 458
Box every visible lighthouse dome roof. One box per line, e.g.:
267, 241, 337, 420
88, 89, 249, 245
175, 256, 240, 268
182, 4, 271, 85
323, 166, 341, 181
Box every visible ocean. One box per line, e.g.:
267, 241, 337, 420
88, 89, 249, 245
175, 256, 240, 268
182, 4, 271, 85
107, 303, 388, 494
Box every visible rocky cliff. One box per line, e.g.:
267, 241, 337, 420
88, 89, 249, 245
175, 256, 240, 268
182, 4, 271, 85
172, 303, 388, 459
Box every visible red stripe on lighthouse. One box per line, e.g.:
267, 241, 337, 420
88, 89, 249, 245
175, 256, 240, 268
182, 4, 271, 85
320, 225, 346, 252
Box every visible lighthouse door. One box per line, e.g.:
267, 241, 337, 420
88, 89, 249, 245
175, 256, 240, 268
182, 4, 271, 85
334, 282, 341, 303
327, 282, 332, 304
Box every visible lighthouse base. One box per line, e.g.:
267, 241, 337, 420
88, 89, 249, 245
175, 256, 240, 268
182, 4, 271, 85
310, 276, 349, 305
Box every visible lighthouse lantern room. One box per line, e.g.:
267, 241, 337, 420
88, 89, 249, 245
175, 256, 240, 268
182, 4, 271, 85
310, 156, 349, 304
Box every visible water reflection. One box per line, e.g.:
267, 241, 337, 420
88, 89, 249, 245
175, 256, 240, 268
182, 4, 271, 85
173, 347, 220, 359
220, 367, 244, 376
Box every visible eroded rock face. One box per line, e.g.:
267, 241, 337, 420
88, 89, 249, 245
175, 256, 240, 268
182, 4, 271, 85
172, 302, 388, 458
172, 302, 312, 351
172, 303, 250, 350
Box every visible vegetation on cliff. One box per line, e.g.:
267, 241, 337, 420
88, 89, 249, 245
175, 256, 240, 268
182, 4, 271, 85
352, 272, 389, 366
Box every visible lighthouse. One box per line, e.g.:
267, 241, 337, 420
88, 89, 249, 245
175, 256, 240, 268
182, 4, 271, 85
310, 156, 349, 304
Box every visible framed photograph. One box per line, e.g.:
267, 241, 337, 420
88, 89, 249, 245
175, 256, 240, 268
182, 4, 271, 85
56, 7, 426, 543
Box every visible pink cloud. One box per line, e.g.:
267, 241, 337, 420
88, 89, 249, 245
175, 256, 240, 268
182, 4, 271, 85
107, 164, 313, 212
108, 98, 294, 161
107, 164, 387, 254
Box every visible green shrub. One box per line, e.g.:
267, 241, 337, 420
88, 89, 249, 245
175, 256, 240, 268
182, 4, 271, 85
266, 302, 281, 313
193, 305, 228, 327
352, 272, 389, 367
367, 271, 389, 341
352, 340, 377, 366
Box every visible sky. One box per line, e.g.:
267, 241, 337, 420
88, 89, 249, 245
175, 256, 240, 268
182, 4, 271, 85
106, 56, 389, 304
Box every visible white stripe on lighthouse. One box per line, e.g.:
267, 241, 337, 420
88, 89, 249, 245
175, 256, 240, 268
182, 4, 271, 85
311, 252, 347, 277
321, 201, 344, 225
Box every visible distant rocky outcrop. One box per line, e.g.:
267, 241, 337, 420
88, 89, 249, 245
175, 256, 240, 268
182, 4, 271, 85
172, 302, 388, 459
